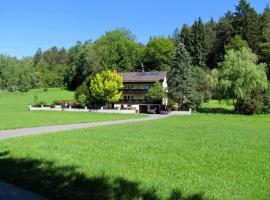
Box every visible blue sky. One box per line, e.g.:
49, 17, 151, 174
0, 0, 269, 58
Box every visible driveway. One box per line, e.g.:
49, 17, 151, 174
0, 114, 168, 140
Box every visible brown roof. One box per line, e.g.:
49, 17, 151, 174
120, 72, 167, 83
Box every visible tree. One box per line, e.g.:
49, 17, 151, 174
213, 12, 235, 66
34, 46, 69, 88
0, 55, 34, 92
168, 43, 199, 110
259, 5, 270, 79
95, 29, 142, 72
189, 18, 206, 67
90, 70, 123, 106
215, 47, 268, 114
66, 41, 102, 90
146, 82, 166, 102
178, 24, 192, 53
233, 0, 261, 52
18, 57, 35, 92
143, 37, 175, 71
225, 35, 249, 51
205, 18, 217, 68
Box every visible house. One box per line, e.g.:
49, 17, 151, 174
114, 72, 168, 113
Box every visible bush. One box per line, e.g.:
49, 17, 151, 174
53, 99, 76, 105
77, 94, 87, 107
33, 101, 48, 107
234, 96, 265, 115
75, 82, 88, 100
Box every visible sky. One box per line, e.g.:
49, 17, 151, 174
0, 0, 269, 58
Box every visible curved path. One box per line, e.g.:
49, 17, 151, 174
0, 114, 168, 140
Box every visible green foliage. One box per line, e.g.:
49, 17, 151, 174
233, 0, 261, 52
77, 94, 87, 107
168, 43, 199, 110
90, 70, 123, 105
75, 82, 89, 107
95, 29, 142, 72
145, 82, 166, 102
34, 47, 69, 88
204, 18, 217, 68
74, 82, 88, 100
259, 6, 270, 79
212, 47, 268, 114
65, 41, 102, 90
225, 35, 249, 51
189, 18, 206, 67
194, 67, 211, 102
212, 12, 235, 66
143, 37, 175, 71
0, 55, 34, 92
179, 18, 207, 67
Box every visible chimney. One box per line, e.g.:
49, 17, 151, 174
141, 63, 145, 72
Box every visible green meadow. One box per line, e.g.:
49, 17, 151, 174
0, 112, 269, 199
0, 88, 142, 130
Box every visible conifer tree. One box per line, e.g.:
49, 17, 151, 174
168, 43, 199, 110
190, 18, 206, 67
259, 5, 270, 79
233, 0, 261, 52
205, 18, 217, 68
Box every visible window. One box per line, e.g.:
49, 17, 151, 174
144, 84, 149, 90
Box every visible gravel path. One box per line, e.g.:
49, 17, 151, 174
0, 114, 167, 140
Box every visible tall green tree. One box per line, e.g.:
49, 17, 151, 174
233, 0, 261, 52
189, 18, 206, 67
168, 43, 198, 109
259, 5, 270, 79
213, 47, 268, 114
95, 29, 142, 72
66, 41, 102, 90
143, 37, 175, 71
0, 55, 34, 91
178, 24, 192, 53
205, 18, 217, 68
214, 12, 235, 66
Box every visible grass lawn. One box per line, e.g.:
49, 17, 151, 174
0, 88, 143, 130
0, 114, 269, 199
198, 99, 235, 114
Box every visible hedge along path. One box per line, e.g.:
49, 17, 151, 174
0, 114, 168, 140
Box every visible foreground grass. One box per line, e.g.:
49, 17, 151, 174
0, 88, 143, 130
0, 114, 269, 199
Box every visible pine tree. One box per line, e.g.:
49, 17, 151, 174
190, 18, 206, 67
259, 5, 270, 79
205, 18, 217, 68
233, 0, 261, 52
168, 43, 198, 110
213, 12, 235, 65
179, 24, 192, 53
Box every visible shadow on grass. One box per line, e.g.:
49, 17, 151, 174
0, 151, 207, 200
197, 108, 234, 114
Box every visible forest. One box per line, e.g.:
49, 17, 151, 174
0, 0, 270, 114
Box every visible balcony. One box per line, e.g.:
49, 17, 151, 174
122, 89, 148, 94
118, 99, 162, 104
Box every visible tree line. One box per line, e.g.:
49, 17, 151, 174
0, 0, 270, 114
